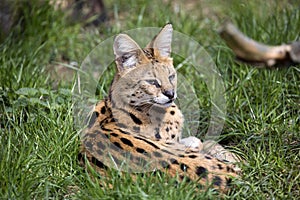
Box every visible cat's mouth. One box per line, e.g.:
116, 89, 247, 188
154, 99, 174, 107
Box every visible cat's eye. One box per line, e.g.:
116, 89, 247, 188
146, 79, 161, 88
169, 74, 175, 81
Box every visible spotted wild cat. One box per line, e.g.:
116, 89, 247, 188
79, 24, 239, 192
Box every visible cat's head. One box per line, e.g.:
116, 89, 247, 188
110, 24, 177, 109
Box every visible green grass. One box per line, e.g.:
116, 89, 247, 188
0, 0, 299, 199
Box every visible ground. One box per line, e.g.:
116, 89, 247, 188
0, 0, 299, 199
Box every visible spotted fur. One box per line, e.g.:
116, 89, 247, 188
80, 24, 238, 192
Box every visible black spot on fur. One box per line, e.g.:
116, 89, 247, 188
213, 176, 222, 186
100, 106, 106, 114
160, 161, 170, 169
195, 166, 208, 178
113, 142, 123, 150
133, 126, 140, 132
129, 113, 143, 125
178, 154, 185, 158
120, 137, 134, 147
171, 134, 175, 139
226, 166, 235, 173
188, 154, 197, 159
170, 110, 175, 115
170, 158, 179, 165
153, 151, 162, 158
217, 164, 224, 170
165, 127, 169, 132
155, 132, 162, 139
110, 133, 119, 137
205, 155, 212, 160
180, 163, 189, 172
136, 148, 146, 154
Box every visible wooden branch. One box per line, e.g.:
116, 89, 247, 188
219, 21, 300, 68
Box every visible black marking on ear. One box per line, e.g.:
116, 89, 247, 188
153, 151, 162, 158
188, 154, 197, 159
101, 106, 106, 114
129, 113, 143, 125
217, 164, 224, 170
213, 176, 222, 186
155, 132, 162, 139
120, 137, 134, 147
136, 148, 147, 154
180, 163, 189, 172
113, 142, 123, 150
134, 136, 160, 149
195, 166, 208, 178
170, 110, 175, 115
160, 160, 170, 169
170, 158, 179, 165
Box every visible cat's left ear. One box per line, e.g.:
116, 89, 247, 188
146, 23, 173, 58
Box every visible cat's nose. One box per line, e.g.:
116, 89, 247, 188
163, 90, 175, 99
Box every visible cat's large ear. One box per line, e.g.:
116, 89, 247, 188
113, 34, 147, 73
146, 23, 173, 58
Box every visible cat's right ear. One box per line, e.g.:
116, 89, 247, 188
113, 34, 147, 73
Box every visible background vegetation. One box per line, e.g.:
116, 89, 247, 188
0, 0, 299, 199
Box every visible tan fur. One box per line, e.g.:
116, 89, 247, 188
80, 24, 239, 192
